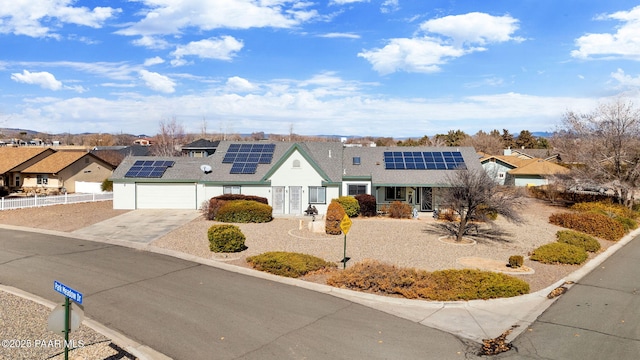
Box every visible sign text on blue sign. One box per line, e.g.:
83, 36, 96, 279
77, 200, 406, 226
53, 281, 83, 304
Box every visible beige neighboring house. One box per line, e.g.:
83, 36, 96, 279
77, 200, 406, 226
20, 151, 115, 194
481, 151, 570, 187
0, 147, 57, 193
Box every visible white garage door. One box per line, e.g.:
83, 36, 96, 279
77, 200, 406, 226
136, 183, 197, 209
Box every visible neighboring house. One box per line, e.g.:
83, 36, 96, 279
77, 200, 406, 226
506, 148, 561, 162
0, 147, 56, 193
180, 139, 220, 157
20, 151, 115, 194
480, 151, 569, 187
91, 145, 152, 168
111, 141, 482, 213
133, 138, 152, 146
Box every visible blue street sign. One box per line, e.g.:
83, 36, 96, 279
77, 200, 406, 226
53, 281, 83, 304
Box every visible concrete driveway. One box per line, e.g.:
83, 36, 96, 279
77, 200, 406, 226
71, 209, 201, 244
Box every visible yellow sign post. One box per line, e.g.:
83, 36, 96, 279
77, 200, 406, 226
340, 214, 352, 269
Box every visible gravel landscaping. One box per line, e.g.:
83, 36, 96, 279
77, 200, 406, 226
0, 197, 617, 359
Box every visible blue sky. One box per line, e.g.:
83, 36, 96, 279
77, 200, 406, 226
1, 0, 640, 138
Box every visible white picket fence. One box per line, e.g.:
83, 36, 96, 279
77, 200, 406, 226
0, 192, 113, 211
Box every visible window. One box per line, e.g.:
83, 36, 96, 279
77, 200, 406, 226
37, 175, 48, 185
353, 157, 361, 165
309, 186, 326, 204
223, 186, 241, 194
348, 184, 367, 195
498, 172, 505, 179
385, 187, 406, 201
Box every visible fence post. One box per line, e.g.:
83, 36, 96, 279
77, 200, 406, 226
1, 197, 3, 211
34, 194, 37, 207
65, 192, 68, 204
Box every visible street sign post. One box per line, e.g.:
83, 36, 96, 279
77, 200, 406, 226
340, 214, 352, 269
52, 281, 83, 360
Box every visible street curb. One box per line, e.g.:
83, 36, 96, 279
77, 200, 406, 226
0, 284, 173, 360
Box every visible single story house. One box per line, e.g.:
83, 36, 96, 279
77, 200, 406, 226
0, 147, 56, 193
20, 151, 115, 194
111, 141, 482, 214
480, 152, 570, 187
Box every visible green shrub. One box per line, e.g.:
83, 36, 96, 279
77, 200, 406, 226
556, 230, 601, 252
326, 260, 529, 301
614, 216, 638, 232
101, 178, 113, 192
208, 224, 247, 253
215, 200, 273, 223
206, 195, 270, 221
549, 212, 625, 241
388, 201, 412, 219
325, 200, 346, 235
508, 255, 524, 268
355, 193, 377, 217
334, 196, 360, 217
530, 242, 588, 265
246, 252, 336, 278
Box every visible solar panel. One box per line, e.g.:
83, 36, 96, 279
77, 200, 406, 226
383, 151, 466, 170
224, 142, 276, 174
124, 159, 174, 178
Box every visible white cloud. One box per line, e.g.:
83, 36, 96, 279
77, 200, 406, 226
172, 36, 244, 63
225, 76, 256, 92
0, 0, 120, 38
116, 0, 318, 39
144, 57, 165, 66
611, 68, 640, 87
572, 6, 640, 60
380, 0, 399, 14
358, 37, 469, 74
318, 32, 360, 39
420, 12, 523, 45
359, 12, 523, 74
11, 70, 63, 90
139, 70, 176, 93
330, 0, 369, 5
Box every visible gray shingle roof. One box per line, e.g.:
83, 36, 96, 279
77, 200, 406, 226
112, 142, 482, 186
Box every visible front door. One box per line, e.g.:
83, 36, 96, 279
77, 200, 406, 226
272, 186, 285, 214
420, 187, 433, 211
289, 186, 302, 214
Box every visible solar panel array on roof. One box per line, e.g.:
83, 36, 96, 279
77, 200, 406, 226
383, 151, 466, 170
223, 143, 275, 174
124, 160, 175, 178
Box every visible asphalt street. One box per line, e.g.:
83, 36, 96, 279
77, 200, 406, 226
496, 234, 640, 359
0, 228, 482, 360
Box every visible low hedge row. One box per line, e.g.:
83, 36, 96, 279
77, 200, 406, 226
326, 260, 529, 301
549, 212, 625, 241
530, 242, 588, 265
205, 194, 270, 220
246, 252, 336, 277
215, 200, 273, 223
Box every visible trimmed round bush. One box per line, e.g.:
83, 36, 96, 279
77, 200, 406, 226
246, 252, 336, 278
208, 224, 247, 253
334, 196, 360, 217
530, 242, 588, 265
325, 200, 346, 235
216, 200, 273, 223
355, 193, 377, 217
549, 212, 625, 241
556, 230, 601, 252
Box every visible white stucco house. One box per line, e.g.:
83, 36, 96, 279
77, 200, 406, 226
110, 141, 483, 214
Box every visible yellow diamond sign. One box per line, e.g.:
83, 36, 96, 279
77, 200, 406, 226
340, 214, 352, 235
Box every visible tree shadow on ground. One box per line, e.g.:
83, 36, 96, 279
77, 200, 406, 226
423, 222, 514, 244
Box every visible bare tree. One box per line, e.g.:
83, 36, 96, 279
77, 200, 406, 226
560, 99, 640, 206
153, 117, 185, 156
438, 169, 525, 242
